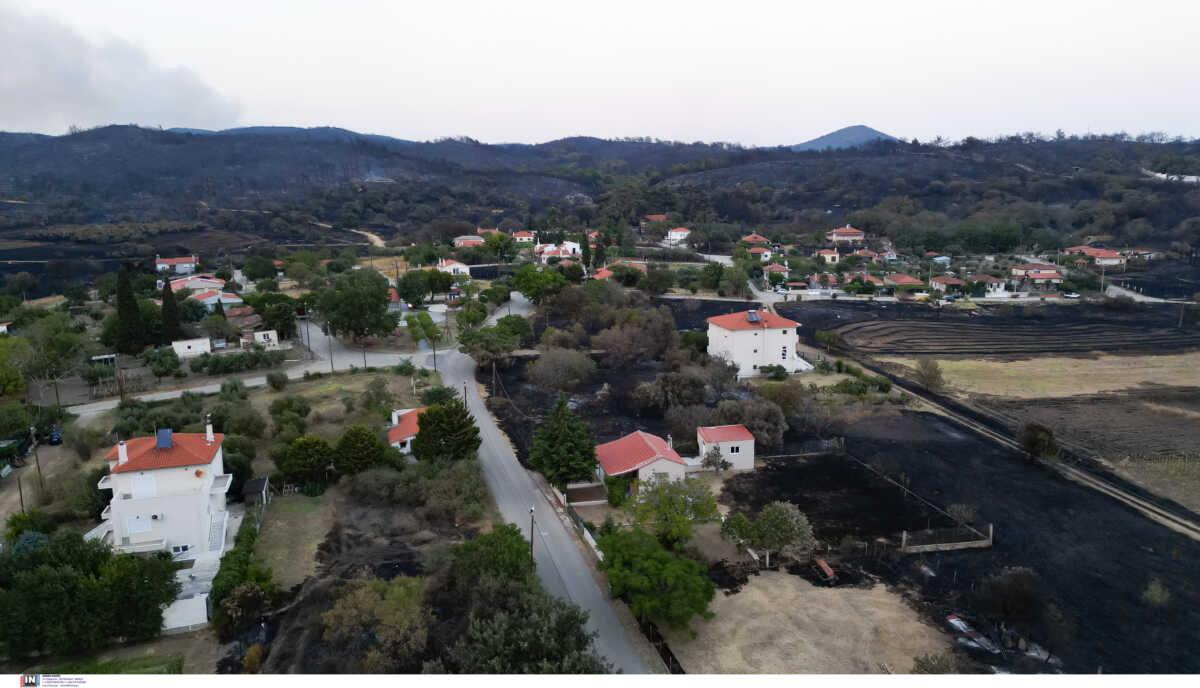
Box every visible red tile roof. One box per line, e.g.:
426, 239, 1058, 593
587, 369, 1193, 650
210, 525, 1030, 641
1013, 263, 1057, 271
1028, 271, 1063, 280
106, 433, 225, 473
748, 247, 769, 254
595, 431, 684, 477
668, 227, 690, 234
826, 226, 864, 236
742, 233, 770, 244
388, 288, 400, 303
514, 231, 534, 238
698, 425, 754, 443
644, 214, 668, 222
884, 274, 924, 286
817, 249, 838, 255
188, 290, 241, 302
592, 267, 614, 280
763, 264, 789, 273
930, 275, 966, 285
707, 310, 798, 331
155, 256, 196, 265
387, 408, 425, 444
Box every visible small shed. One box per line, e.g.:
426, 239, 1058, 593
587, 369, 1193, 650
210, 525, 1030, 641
243, 477, 271, 507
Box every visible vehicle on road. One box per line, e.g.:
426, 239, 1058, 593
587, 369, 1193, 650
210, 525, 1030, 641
1062, 292, 1080, 299
47, 430, 63, 445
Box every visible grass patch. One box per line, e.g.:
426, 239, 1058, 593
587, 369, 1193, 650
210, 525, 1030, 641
252, 492, 337, 590
47, 655, 184, 674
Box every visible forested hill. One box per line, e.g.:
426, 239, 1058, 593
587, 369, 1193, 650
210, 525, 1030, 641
1, 125, 1199, 252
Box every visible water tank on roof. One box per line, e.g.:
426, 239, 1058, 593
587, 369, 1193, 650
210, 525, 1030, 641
156, 428, 173, 449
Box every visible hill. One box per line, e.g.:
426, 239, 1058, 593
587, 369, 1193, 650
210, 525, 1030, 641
790, 125, 899, 151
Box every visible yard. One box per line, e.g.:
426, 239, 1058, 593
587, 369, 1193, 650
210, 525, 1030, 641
16, 629, 219, 674
253, 491, 337, 590
664, 570, 949, 674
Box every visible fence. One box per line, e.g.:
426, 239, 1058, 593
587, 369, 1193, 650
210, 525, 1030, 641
901, 524, 994, 554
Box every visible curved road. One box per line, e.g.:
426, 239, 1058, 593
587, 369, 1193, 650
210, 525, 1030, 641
66, 292, 650, 673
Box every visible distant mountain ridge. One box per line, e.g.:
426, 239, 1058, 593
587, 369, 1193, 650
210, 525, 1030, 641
790, 125, 898, 151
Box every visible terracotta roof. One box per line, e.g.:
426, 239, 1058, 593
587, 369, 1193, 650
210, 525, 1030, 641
698, 425, 754, 443
826, 226, 864, 236
188, 290, 241, 302
476, 228, 501, 235
514, 231, 534, 238
742, 233, 770, 244
1028, 271, 1063, 280
707, 310, 798, 331
388, 288, 400, 303
930, 275, 966, 285
817, 249, 838, 255
763, 264, 789, 273
644, 214, 668, 222
156, 256, 196, 265
438, 258, 467, 268
387, 408, 425, 444
595, 431, 684, 477
883, 274, 923, 286
748, 247, 769, 254
592, 268, 614, 280
668, 227, 691, 234
106, 433, 225, 473
1090, 249, 1122, 259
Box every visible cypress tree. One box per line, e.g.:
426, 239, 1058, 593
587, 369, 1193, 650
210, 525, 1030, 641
580, 234, 591, 270
411, 398, 482, 463
114, 268, 142, 354
160, 281, 182, 344
214, 299, 226, 318
529, 394, 597, 490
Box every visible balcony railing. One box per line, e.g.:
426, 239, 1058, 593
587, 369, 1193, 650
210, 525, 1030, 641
97, 475, 112, 490
100, 504, 111, 520
118, 538, 166, 554
210, 474, 232, 494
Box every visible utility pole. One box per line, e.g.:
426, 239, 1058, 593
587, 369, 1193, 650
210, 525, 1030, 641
17, 475, 24, 514
1179, 301, 1187, 330
529, 506, 536, 574
29, 427, 43, 495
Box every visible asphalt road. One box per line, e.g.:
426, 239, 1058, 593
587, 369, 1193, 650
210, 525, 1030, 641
65, 292, 651, 673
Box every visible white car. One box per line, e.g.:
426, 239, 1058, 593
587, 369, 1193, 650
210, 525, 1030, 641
1062, 292, 1080, 299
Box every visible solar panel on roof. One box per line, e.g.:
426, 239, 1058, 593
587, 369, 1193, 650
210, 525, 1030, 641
156, 428, 173, 449
747, 311, 760, 322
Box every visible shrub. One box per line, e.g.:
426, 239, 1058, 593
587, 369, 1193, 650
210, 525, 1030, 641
759, 364, 788, 381
420, 385, 458, 406
393, 359, 416, 376
266, 371, 288, 391
526, 348, 596, 391
914, 357, 945, 392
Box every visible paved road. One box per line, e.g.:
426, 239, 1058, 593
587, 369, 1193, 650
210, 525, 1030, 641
65, 292, 651, 672
699, 253, 732, 266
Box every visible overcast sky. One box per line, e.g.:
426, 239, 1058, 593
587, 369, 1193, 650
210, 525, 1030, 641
2, 0, 1198, 145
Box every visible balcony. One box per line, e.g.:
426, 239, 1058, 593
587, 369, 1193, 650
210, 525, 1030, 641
97, 474, 112, 490
117, 538, 166, 554
210, 474, 231, 494
100, 504, 111, 521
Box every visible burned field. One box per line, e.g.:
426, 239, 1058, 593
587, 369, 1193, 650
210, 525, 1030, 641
1112, 259, 1200, 300
653, 297, 760, 332
722, 408, 1200, 673
779, 301, 1200, 357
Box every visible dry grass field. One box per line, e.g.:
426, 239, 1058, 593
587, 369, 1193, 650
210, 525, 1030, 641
880, 351, 1200, 398
253, 491, 338, 590
664, 571, 948, 674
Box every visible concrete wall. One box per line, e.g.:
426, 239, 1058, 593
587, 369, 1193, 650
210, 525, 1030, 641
636, 457, 687, 482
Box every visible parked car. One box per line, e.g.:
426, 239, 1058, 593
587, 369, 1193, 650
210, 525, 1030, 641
1062, 292, 1080, 299
47, 430, 63, 445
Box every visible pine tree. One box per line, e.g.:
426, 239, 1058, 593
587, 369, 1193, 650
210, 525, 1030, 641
160, 281, 182, 344
529, 394, 597, 490
593, 242, 607, 269
580, 235, 591, 270
214, 299, 226, 318
114, 268, 143, 354
411, 398, 481, 463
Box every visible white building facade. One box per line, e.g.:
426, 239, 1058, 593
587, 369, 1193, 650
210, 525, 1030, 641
706, 310, 813, 379
696, 425, 755, 471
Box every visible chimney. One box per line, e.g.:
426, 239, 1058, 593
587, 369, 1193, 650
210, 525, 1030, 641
667, 434, 673, 449
205, 414, 214, 444
118, 440, 128, 464
391, 409, 400, 426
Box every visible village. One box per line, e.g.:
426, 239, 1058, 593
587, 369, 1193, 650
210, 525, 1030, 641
0, 214, 1198, 677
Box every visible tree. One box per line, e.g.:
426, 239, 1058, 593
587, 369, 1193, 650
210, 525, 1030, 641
450, 585, 610, 673
396, 270, 428, 308
159, 281, 182, 342
0, 335, 31, 398
580, 236, 592, 269
596, 528, 715, 633
914, 357, 945, 392
700, 263, 724, 289
452, 523, 533, 584
629, 477, 719, 547
526, 348, 596, 391
335, 424, 386, 474
16, 313, 84, 405
114, 268, 143, 353
456, 300, 487, 330
142, 347, 181, 382
419, 385, 457, 406
1018, 422, 1059, 461
322, 576, 429, 673
242, 255, 277, 281
753, 501, 816, 567
319, 269, 398, 363
511, 264, 567, 306
529, 395, 597, 490
458, 325, 518, 366
262, 302, 297, 340
279, 434, 333, 482
642, 267, 674, 295
495, 314, 532, 344
701, 445, 731, 472
411, 399, 481, 463
814, 329, 842, 352
4, 271, 36, 301
405, 312, 442, 370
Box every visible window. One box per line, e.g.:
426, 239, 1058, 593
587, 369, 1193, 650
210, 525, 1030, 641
753, 349, 758, 353
729, 446, 741, 454
171, 544, 190, 554
781, 347, 788, 360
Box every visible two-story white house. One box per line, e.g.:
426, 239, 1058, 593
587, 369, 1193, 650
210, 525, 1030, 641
706, 310, 813, 379
971, 275, 1008, 296
696, 425, 755, 471
155, 255, 198, 274
387, 407, 424, 454
666, 227, 691, 246
436, 258, 471, 277
90, 424, 230, 559
825, 225, 866, 245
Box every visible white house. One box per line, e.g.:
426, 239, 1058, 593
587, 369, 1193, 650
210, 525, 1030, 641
188, 290, 244, 312
436, 258, 471, 277
453, 235, 485, 248
169, 274, 225, 293
972, 275, 1007, 296
388, 407, 424, 454
595, 430, 687, 482
706, 309, 813, 379
816, 249, 839, 265
748, 246, 772, 262
155, 255, 198, 274
697, 425, 755, 471
89, 424, 230, 559
929, 275, 966, 292
171, 337, 212, 359
513, 231, 535, 243
666, 227, 691, 246
240, 329, 280, 350
0, 322, 9, 335
825, 225, 866, 245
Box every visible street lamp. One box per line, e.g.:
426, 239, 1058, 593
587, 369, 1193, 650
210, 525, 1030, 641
528, 506, 535, 573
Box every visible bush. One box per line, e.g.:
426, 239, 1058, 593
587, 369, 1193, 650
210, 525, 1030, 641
526, 348, 596, 391
759, 364, 788, 381
266, 371, 288, 391
393, 359, 416, 376
420, 385, 458, 406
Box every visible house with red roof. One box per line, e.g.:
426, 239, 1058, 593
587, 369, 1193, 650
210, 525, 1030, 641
169, 273, 225, 293
88, 421, 231, 559
851, 248, 880, 263
513, 230, 535, 243
388, 408, 425, 455
969, 274, 1008, 297
453, 235, 486, 248
929, 275, 966, 292
697, 425, 755, 471
1011, 263, 1058, 277
436, 258, 470, 277
763, 263, 789, 274
188, 290, 244, 312
643, 214, 668, 223
155, 254, 198, 275
816, 248, 839, 265
706, 309, 812, 378
476, 227, 501, 237
1026, 270, 1064, 288
741, 232, 770, 245
666, 227, 691, 246
748, 246, 772, 262
591, 261, 647, 280
594, 430, 687, 482
883, 274, 924, 289
825, 225, 865, 245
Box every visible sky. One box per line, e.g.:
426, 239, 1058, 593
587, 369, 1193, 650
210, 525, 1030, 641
2, 0, 1198, 146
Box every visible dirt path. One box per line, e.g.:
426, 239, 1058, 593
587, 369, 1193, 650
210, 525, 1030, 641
348, 229, 386, 247
665, 571, 948, 673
